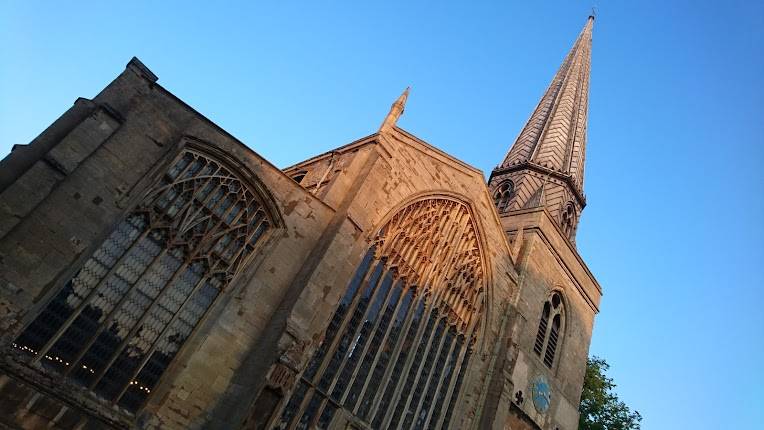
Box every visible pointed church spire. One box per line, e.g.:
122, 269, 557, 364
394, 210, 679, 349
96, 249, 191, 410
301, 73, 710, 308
501, 16, 592, 186
489, 17, 593, 242
379, 87, 410, 133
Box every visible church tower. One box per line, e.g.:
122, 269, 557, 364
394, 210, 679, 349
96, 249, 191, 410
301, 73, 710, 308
0, 15, 601, 430
485, 16, 601, 430
489, 16, 593, 241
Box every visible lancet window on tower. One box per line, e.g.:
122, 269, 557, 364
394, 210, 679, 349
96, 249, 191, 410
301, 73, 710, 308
274, 198, 485, 430
12, 148, 274, 413
560, 202, 576, 238
533, 292, 564, 369
493, 181, 514, 213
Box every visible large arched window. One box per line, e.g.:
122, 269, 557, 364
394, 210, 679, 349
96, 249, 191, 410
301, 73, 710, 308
274, 198, 485, 430
493, 181, 514, 213
12, 148, 275, 413
532, 292, 564, 369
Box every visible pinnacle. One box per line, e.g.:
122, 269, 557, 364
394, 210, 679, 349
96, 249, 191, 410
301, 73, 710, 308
379, 87, 411, 133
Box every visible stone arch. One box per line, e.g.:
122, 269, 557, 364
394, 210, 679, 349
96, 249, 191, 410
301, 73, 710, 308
370, 191, 495, 347
533, 289, 567, 370
370, 196, 487, 334
10, 144, 282, 413
493, 180, 515, 213
560, 201, 576, 238
272, 195, 488, 429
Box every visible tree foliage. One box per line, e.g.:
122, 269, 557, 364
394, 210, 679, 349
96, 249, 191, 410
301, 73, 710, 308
578, 356, 642, 430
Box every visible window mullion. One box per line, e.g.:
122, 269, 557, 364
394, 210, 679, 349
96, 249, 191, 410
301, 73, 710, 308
366, 290, 421, 425
401, 316, 446, 429
309, 397, 330, 429
60, 245, 172, 378
432, 340, 471, 430
427, 205, 465, 280
339, 275, 399, 406
31, 225, 152, 364
272, 198, 485, 428
286, 260, 381, 426
88, 255, 195, 392
424, 216, 471, 295
179, 187, 240, 240
424, 333, 460, 430
112, 268, 216, 404
156, 165, 221, 223
415, 326, 455, 429
308, 259, 378, 388
409, 320, 449, 429
541, 303, 555, 362
352, 280, 410, 416
325, 267, 388, 401
378, 298, 432, 429
147, 163, 198, 208
287, 386, 316, 430
273, 380, 309, 429
383, 301, 438, 429
12, 149, 275, 415
228, 213, 269, 269
198, 181, 235, 221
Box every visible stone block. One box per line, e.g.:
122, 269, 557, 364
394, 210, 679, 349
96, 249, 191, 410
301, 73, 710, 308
45, 109, 120, 175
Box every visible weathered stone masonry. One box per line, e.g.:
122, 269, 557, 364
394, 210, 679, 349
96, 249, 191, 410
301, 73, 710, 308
0, 16, 601, 430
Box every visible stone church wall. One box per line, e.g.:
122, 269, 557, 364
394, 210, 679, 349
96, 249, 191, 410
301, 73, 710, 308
0, 59, 521, 429
0, 56, 598, 430
238, 128, 525, 428
500, 209, 599, 430
0, 58, 342, 429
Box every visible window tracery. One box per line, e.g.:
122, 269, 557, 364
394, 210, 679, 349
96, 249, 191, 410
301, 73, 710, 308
533, 292, 564, 369
12, 148, 275, 413
493, 181, 514, 213
560, 202, 576, 238
274, 198, 485, 429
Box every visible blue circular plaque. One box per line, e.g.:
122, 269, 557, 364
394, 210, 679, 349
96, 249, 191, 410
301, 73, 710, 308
531, 375, 551, 413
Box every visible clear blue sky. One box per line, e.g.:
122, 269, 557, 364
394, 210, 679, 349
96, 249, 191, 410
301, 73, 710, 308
2, 1, 762, 428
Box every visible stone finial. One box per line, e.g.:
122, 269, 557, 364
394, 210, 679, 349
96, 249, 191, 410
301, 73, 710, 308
379, 87, 410, 133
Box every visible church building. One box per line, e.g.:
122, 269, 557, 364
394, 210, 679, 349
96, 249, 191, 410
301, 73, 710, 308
0, 16, 600, 430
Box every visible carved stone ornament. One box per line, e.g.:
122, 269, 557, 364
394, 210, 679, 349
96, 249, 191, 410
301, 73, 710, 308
372, 198, 485, 331
267, 363, 296, 391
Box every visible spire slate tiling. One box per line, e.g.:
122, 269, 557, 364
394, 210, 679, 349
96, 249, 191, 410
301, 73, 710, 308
490, 16, 594, 242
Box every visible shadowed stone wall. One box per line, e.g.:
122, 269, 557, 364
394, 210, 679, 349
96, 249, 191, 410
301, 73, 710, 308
0, 57, 599, 430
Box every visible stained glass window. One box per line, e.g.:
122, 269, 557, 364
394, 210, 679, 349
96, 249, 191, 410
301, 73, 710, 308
12, 148, 274, 413
273, 198, 485, 429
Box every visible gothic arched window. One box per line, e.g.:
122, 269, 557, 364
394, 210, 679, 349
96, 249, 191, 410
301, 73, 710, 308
560, 202, 576, 238
12, 148, 276, 413
274, 198, 485, 430
493, 181, 514, 213
291, 170, 308, 185
533, 292, 564, 369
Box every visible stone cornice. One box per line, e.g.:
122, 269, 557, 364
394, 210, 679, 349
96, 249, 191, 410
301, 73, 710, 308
502, 207, 602, 313
490, 161, 587, 208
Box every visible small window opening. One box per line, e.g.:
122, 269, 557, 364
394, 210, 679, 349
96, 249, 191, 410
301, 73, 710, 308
292, 170, 308, 185
493, 181, 514, 213
561, 203, 576, 237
